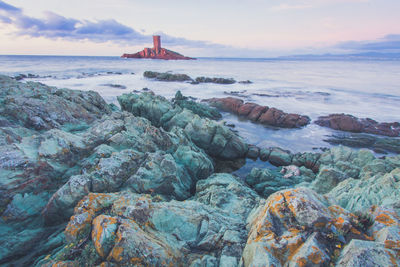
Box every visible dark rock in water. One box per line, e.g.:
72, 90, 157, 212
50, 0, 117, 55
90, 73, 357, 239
315, 113, 400, 137
172, 91, 222, 120
143, 71, 239, 85
324, 133, 400, 154
13, 73, 42, 80
223, 90, 248, 97
100, 83, 127, 89
143, 71, 193, 82
204, 97, 310, 128
238, 80, 252, 84
195, 76, 236, 84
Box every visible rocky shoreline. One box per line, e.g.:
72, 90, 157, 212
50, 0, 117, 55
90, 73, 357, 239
0, 74, 399, 266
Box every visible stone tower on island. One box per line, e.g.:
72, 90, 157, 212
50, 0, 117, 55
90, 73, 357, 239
153, 35, 161, 54
121, 35, 195, 60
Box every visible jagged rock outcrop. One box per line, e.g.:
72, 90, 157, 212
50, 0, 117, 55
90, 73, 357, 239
42, 113, 214, 225
38, 174, 259, 266
315, 113, 400, 137
204, 97, 310, 128
1, 74, 400, 266
172, 91, 222, 120
117, 92, 248, 160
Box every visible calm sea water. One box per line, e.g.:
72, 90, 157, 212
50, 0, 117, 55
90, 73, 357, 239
1, 55, 400, 153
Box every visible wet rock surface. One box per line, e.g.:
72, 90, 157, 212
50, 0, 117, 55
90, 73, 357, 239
204, 97, 310, 128
315, 113, 400, 137
324, 132, 400, 154
0, 75, 399, 266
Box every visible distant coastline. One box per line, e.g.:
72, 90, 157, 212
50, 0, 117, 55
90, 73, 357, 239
1, 52, 400, 61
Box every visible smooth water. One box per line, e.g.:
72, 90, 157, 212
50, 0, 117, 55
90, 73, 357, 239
1, 55, 400, 152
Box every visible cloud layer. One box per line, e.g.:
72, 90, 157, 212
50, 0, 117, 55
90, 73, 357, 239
0, 0, 222, 48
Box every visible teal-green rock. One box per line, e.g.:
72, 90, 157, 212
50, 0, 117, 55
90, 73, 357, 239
173, 91, 222, 120
327, 167, 400, 212
118, 92, 248, 160
195, 173, 260, 219
245, 166, 311, 198
337, 239, 399, 266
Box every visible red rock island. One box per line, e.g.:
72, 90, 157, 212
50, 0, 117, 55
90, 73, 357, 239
121, 35, 195, 60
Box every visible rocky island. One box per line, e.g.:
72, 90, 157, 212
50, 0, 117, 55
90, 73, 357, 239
121, 36, 195, 60
0, 74, 399, 266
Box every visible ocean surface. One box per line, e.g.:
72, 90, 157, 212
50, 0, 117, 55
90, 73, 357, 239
1, 55, 400, 154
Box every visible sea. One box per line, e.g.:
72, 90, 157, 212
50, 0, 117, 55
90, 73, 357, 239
1, 55, 400, 156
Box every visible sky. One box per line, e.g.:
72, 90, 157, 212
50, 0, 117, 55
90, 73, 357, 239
0, 0, 399, 57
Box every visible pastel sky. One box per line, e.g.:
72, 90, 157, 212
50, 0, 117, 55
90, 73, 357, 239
0, 0, 399, 57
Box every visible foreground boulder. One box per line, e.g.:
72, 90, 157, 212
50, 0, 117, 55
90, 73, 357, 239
243, 187, 399, 267
38, 173, 259, 266
205, 97, 310, 128
315, 113, 400, 137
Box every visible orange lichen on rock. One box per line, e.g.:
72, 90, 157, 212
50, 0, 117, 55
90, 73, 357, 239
64, 212, 92, 242
286, 237, 305, 261
375, 213, 397, 226
92, 215, 118, 257
308, 246, 324, 264
109, 246, 124, 262
296, 257, 307, 267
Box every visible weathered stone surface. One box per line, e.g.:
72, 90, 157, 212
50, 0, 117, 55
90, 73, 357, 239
173, 91, 222, 120
337, 239, 399, 266
245, 167, 313, 198
43, 190, 249, 266
0, 75, 111, 131
327, 167, 400, 212
118, 92, 248, 160
315, 113, 400, 137
205, 97, 310, 128
195, 173, 260, 219
242, 187, 391, 267
324, 132, 400, 154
